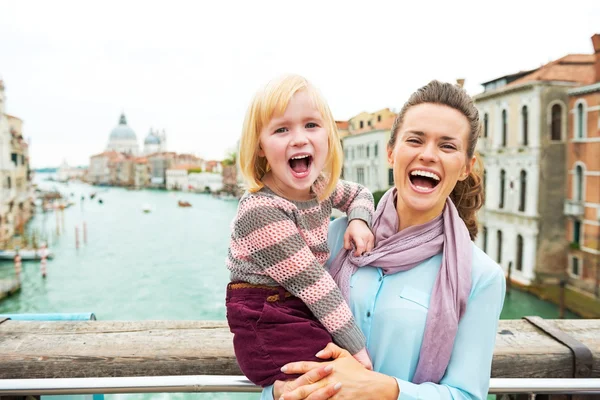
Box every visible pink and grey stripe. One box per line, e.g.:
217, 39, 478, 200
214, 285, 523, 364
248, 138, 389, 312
226, 179, 373, 354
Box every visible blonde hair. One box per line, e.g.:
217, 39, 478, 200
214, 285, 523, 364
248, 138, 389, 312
238, 74, 343, 201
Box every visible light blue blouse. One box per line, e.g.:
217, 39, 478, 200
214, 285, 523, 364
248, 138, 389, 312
261, 217, 505, 400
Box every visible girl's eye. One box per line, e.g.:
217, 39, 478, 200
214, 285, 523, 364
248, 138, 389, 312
406, 138, 420, 144
274, 127, 288, 134
306, 122, 318, 129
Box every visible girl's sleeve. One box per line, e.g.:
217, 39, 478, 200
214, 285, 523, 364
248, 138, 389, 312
231, 196, 365, 355
395, 268, 506, 400
329, 180, 374, 227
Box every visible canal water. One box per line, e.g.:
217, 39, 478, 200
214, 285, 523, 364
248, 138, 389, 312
0, 174, 578, 400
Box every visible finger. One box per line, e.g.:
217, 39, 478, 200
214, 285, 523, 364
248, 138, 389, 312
316, 343, 350, 360
281, 361, 324, 375
280, 364, 334, 395
305, 382, 342, 400
353, 237, 365, 256
343, 232, 351, 250
366, 236, 374, 253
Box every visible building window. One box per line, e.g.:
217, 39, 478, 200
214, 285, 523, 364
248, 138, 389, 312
574, 165, 584, 202
497, 230, 503, 264
516, 235, 523, 271
368, 120, 372, 127
499, 169, 506, 209
11, 153, 18, 165
521, 105, 528, 146
374, 144, 378, 157
573, 219, 581, 245
576, 103, 584, 139
388, 168, 394, 186
551, 104, 562, 141
483, 169, 487, 197
366, 145, 370, 158
501, 109, 507, 147
482, 226, 488, 253
570, 256, 580, 277
483, 113, 489, 138
357, 167, 365, 184
360, 121, 364, 129
519, 170, 526, 212
378, 115, 381, 122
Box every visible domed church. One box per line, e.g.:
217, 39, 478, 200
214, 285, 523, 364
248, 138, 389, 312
106, 113, 139, 155
143, 128, 167, 155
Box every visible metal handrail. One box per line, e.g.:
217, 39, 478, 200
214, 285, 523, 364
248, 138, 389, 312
0, 376, 599, 395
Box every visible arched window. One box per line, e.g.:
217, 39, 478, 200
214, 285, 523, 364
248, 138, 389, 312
519, 170, 526, 212
516, 235, 523, 271
497, 230, 503, 264
575, 165, 584, 202
484, 113, 489, 138
501, 109, 507, 147
521, 105, 528, 146
499, 169, 506, 209
551, 104, 562, 141
576, 103, 584, 139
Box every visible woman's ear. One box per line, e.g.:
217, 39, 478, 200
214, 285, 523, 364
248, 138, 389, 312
387, 146, 394, 166
257, 144, 265, 158
459, 155, 476, 181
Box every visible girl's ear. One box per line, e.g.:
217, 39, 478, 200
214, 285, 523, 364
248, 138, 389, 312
257, 144, 265, 157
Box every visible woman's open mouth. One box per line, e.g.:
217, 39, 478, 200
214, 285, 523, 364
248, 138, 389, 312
288, 154, 313, 178
408, 169, 441, 193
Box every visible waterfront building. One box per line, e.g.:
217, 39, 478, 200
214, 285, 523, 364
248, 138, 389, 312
0, 80, 33, 241
473, 45, 597, 285
565, 34, 600, 297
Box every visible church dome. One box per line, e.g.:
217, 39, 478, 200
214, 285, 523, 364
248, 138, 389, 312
109, 113, 137, 140
144, 131, 161, 145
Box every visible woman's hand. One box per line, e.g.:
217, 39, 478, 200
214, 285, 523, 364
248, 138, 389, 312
272, 363, 338, 400
277, 343, 399, 400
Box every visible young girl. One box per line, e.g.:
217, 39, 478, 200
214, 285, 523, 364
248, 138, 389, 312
226, 74, 374, 387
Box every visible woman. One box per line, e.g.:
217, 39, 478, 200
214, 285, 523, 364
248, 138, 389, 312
261, 80, 506, 400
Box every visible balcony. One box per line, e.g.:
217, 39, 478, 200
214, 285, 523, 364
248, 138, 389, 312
564, 199, 584, 217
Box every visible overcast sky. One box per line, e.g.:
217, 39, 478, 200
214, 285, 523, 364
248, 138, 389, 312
1, 0, 599, 168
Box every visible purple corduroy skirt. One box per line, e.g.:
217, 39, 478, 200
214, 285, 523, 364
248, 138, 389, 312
225, 282, 333, 387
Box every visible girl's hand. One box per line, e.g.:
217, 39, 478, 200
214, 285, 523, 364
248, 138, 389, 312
343, 219, 374, 257
279, 343, 399, 400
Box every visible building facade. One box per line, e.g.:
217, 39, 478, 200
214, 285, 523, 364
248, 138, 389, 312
564, 34, 600, 296
341, 109, 396, 193
474, 52, 597, 285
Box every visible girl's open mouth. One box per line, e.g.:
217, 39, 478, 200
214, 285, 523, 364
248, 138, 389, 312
288, 155, 313, 178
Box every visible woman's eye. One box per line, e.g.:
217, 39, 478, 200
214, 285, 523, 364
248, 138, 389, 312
406, 138, 420, 144
274, 127, 287, 134
441, 144, 457, 150
306, 122, 318, 129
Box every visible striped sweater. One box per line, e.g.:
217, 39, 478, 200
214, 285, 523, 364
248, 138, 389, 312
226, 179, 374, 355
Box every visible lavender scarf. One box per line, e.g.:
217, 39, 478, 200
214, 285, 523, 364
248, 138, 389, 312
329, 187, 472, 384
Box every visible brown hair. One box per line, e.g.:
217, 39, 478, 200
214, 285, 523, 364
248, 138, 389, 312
388, 80, 484, 240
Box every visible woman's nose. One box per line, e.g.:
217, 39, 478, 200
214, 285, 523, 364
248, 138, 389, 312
418, 144, 438, 162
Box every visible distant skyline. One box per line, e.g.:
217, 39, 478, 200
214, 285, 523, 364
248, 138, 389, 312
1, 0, 599, 168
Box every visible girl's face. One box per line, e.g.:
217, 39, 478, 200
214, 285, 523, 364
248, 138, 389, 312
258, 90, 329, 201
388, 103, 474, 222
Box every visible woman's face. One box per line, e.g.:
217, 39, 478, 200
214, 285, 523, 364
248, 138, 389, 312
387, 103, 475, 221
